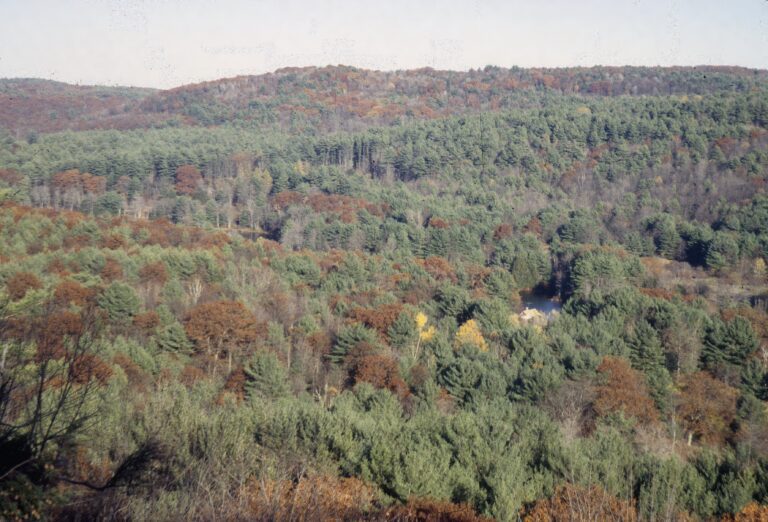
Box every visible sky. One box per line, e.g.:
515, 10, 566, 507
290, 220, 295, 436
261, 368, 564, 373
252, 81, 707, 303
0, 0, 766, 89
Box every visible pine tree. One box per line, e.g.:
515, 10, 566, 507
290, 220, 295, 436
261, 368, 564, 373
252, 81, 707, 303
387, 311, 417, 350
97, 282, 140, 322
156, 322, 192, 353
627, 320, 671, 408
329, 323, 379, 364
244, 351, 289, 400
703, 316, 759, 369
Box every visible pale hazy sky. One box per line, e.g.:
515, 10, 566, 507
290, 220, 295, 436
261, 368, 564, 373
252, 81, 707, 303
1, 0, 766, 89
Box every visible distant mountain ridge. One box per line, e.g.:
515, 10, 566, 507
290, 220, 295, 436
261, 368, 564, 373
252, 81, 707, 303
2, 65, 767, 135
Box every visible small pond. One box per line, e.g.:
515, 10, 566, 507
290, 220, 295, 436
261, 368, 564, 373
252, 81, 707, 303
520, 290, 562, 316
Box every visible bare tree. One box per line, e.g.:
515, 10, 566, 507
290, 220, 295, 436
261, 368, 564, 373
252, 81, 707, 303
0, 301, 108, 483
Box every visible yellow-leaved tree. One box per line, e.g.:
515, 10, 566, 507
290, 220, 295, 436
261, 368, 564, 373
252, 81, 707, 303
412, 311, 436, 358
454, 319, 487, 352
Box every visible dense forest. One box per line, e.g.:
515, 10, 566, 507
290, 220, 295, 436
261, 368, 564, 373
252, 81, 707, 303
1, 65, 768, 520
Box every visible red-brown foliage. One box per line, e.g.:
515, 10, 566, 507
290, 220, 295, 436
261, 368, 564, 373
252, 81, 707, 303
428, 217, 450, 229
185, 300, 265, 361
639, 287, 675, 301
138, 261, 168, 285
47, 257, 70, 276
133, 311, 160, 332
522, 483, 637, 522
175, 165, 203, 195
493, 223, 514, 240
101, 234, 127, 250
348, 351, 408, 398
465, 265, 492, 290
112, 353, 148, 389
677, 372, 738, 446
722, 502, 768, 521
271, 190, 304, 210
70, 353, 113, 385
349, 303, 404, 337
180, 364, 206, 387
52, 169, 83, 191
100, 258, 124, 282
222, 366, 247, 401
386, 497, 492, 522
199, 230, 231, 248
271, 191, 386, 223
62, 233, 93, 250
248, 474, 375, 521
5, 271, 42, 300
319, 249, 348, 272
593, 356, 659, 425
0, 168, 22, 185
136, 219, 185, 247
419, 256, 457, 283
307, 331, 332, 356
80, 173, 107, 195
53, 280, 95, 307
35, 311, 84, 362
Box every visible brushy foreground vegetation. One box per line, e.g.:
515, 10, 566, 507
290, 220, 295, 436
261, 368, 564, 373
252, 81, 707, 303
1, 66, 768, 520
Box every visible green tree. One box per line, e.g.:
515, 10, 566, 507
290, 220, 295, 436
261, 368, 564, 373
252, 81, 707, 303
97, 282, 140, 322
387, 311, 417, 351
244, 351, 290, 400
702, 316, 759, 370
156, 322, 192, 353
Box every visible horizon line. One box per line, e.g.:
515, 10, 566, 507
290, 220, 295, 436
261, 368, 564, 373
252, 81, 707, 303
2, 63, 767, 91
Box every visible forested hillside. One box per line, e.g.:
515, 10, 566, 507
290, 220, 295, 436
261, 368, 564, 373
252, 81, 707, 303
1, 66, 768, 520
3, 65, 766, 134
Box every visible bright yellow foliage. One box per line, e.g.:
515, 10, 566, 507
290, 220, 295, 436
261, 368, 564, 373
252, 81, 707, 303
410, 311, 436, 358
415, 311, 429, 331
415, 311, 435, 343
419, 325, 436, 342
754, 258, 766, 278
454, 319, 487, 352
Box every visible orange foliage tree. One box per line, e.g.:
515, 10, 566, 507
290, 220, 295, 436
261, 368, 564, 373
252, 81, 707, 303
386, 497, 492, 521
349, 302, 404, 337
721, 502, 768, 522
593, 356, 659, 425
138, 261, 168, 307
420, 256, 458, 283
138, 261, 168, 285
349, 352, 408, 398
53, 279, 95, 307
185, 300, 264, 373
676, 372, 738, 446
100, 258, 124, 282
133, 310, 160, 333
175, 164, 203, 196
0, 168, 22, 185
248, 474, 375, 521
5, 272, 42, 300
522, 483, 637, 522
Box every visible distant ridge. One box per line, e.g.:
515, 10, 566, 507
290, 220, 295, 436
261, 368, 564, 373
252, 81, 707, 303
2, 65, 767, 135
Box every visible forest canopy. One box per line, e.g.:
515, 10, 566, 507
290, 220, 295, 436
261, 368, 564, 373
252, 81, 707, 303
1, 65, 768, 521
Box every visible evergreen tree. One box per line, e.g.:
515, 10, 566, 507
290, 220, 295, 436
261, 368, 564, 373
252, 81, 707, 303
244, 351, 289, 400
627, 320, 671, 408
156, 322, 192, 353
97, 282, 140, 322
387, 311, 417, 351
329, 323, 379, 364
703, 316, 759, 370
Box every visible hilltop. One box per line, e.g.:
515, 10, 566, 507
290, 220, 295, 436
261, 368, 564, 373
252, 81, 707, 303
2, 65, 766, 135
